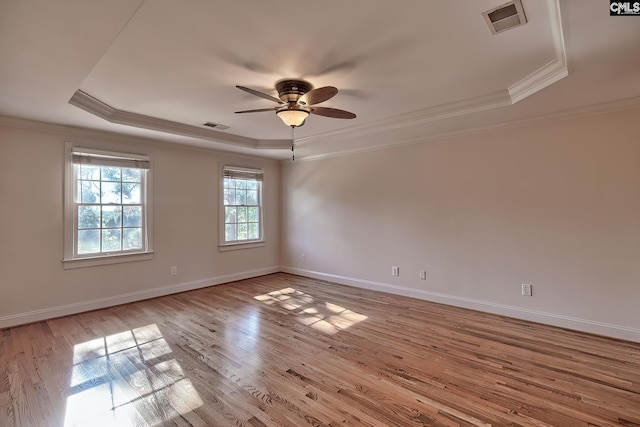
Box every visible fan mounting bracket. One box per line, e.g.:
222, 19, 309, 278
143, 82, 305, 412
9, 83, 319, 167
276, 79, 313, 103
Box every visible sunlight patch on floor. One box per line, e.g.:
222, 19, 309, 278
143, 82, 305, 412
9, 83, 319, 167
64, 324, 203, 427
254, 288, 367, 334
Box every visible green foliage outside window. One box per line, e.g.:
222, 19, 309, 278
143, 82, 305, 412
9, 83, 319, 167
76, 164, 144, 255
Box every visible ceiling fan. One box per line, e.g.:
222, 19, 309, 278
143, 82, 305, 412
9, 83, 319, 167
235, 79, 356, 128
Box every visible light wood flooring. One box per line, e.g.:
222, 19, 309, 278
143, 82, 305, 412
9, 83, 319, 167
1, 273, 638, 426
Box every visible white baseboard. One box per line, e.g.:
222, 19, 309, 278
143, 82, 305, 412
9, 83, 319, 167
0, 266, 279, 329
281, 266, 640, 343
4, 265, 638, 343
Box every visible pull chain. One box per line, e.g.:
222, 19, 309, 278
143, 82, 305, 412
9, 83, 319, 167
291, 125, 295, 161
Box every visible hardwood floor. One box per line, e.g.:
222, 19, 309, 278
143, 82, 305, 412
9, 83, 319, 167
1, 273, 638, 426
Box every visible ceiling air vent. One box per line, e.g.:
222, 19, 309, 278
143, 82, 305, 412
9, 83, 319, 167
483, 0, 527, 35
203, 122, 230, 130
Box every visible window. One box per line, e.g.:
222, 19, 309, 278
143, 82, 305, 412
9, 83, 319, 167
221, 166, 263, 246
64, 145, 153, 267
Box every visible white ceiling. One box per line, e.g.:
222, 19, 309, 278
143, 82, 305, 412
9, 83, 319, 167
1, 0, 639, 160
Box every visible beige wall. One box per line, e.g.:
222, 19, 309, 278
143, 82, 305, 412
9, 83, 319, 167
281, 108, 640, 341
0, 124, 280, 326
2, 107, 639, 341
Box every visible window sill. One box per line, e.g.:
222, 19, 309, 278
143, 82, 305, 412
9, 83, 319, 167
63, 251, 154, 269
218, 241, 265, 252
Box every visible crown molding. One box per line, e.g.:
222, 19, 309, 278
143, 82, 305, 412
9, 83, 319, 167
68, 90, 290, 150
288, 96, 640, 163
65, 1, 568, 159
297, 0, 568, 149
296, 54, 568, 149
0, 115, 283, 163
508, 58, 568, 104
11, 0, 574, 162
509, 0, 568, 103
294, 90, 513, 148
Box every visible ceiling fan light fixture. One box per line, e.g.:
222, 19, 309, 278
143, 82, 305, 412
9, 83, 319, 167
235, 79, 356, 129
277, 109, 309, 127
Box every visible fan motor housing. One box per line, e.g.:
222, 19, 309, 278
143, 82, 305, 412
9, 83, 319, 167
276, 79, 313, 103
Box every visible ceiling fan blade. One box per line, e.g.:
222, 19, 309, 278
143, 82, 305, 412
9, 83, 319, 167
310, 106, 356, 119
236, 85, 283, 104
299, 86, 338, 105
234, 107, 278, 114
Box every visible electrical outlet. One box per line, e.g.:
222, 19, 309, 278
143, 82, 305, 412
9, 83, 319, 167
301, 254, 306, 263
392, 266, 400, 276
522, 283, 532, 296
171, 266, 177, 276
419, 270, 427, 280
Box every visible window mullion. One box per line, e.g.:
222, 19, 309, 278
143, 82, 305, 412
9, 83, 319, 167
98, 177, 103, 253
119, 171, 123, 251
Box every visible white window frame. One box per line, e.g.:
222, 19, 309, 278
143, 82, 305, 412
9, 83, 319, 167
219, 165, 265, 251
63, 142, 154, 269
